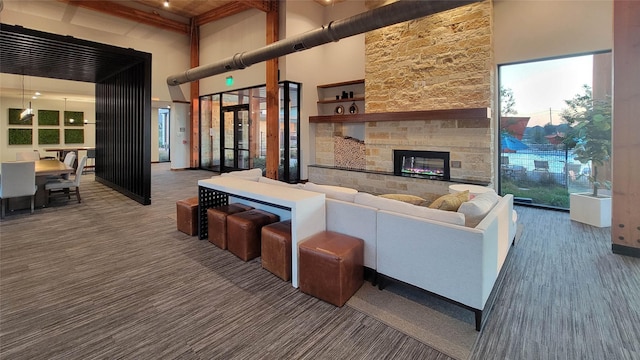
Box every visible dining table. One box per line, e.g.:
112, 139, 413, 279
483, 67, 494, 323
5, 159, 74, 211
44, 147, 94, 163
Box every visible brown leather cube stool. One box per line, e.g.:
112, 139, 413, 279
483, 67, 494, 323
227, 209, 279, 261
261, 220, 292, 281
176, 197, 199, 236
207, 204, 254, 249
299, 231, 364, 307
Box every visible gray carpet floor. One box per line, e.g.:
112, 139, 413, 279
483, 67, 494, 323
1, 163, 639, 360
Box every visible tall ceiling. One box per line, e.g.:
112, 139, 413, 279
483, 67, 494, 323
58, 0, 331, 33
0, 0, 332, 102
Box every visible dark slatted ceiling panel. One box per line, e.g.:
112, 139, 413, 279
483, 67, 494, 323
0, 24, 142, 83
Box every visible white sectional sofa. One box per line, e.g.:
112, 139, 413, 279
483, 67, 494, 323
216, 169, 517, 330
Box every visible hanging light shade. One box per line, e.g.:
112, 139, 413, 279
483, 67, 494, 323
64, 97, 75, 124
20, 75, 34, 122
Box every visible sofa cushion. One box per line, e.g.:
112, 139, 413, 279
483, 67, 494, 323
220, 168, 263, 181
258, 176, 298, 188
428, 190, 469, 211
303, 182, 357, 202
457, 190, 500, 227
354, 193, 465, 226
378, 193, 426, 205
303, 182, 358, 194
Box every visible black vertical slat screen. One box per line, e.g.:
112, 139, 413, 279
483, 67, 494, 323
1, 24, 152, 206
95, 60, 152, 205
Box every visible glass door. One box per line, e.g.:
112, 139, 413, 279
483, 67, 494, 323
158, 108, 170, 162
222, 104, 250, 171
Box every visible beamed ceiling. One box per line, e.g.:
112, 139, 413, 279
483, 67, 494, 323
0, 0, 328, 97
0, 1, 281, 96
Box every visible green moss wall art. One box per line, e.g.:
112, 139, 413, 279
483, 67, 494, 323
65, 129, 84, 144
9, 108, 33, 125
38, 110, 60, 126
8, 129, 33, 145
38, 129, 60, 145
64, 111, 84, 126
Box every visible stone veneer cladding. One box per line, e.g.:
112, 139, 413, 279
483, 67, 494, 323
312, 0, 495, 188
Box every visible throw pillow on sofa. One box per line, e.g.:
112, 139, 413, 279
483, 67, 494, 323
354, 193, 465, 226
457, 190, 500, 227
428, 190, 470, 211
378, 193, 426, 205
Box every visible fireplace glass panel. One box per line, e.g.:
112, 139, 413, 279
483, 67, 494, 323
393, 150, 450, 181
401, 156, 445, 179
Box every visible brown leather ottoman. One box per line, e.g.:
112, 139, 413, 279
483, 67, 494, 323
299, 231, 364, 307
261, 220, 292, 281
176, 197, 199, 236
207, 204, 254, 249
227, 209, 279, 261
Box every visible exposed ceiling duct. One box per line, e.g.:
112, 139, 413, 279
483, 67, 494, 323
166, 0, 480, 88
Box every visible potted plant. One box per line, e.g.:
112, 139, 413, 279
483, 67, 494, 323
562, 85, 612, 227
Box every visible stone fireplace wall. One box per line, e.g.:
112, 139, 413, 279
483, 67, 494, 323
313, 0, 495, 186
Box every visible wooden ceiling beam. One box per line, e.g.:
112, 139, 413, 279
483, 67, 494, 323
195, 0, 277, 26
61, 0, 189, 34
241, 0, 277, 13
194, 2, 252, 26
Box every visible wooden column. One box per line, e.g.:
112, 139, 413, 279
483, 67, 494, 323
190, 19, 200, 168
612, 0, 640, 257
265, 2, 279, 179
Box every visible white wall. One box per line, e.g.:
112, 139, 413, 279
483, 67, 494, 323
494, 0, 613, 64
170, 103, 191, 170
283, 0, 367, 179
0, 95, 95, 162
198, 9, 267, 95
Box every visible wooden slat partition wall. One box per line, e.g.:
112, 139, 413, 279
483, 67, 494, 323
95, 60, 152, 205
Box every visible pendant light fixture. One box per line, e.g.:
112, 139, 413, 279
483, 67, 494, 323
20, 75, 34, 122
64, 97, 75, 124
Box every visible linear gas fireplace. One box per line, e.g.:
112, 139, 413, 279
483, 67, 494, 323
393, 150, 450, 181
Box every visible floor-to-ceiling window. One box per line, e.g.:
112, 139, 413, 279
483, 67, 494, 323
158, 108, 170, 162
199, 81, 301, 183
498, 52, 612, 209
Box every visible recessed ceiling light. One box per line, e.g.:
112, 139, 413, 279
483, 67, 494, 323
163, 0, 169, 7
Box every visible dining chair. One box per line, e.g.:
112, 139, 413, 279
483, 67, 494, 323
45, 156, 87, 204
84, 149, 96, 173
46, 152, 77, 182
16, 151, 40, 161
63, 151, 77, 167
0, 161, 38, 219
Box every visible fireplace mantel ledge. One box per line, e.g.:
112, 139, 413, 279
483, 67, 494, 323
309, 108, 491, 123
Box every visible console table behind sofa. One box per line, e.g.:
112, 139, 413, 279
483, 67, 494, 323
198, 177, 326, 288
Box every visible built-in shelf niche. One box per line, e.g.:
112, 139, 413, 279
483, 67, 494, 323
309, 108, 491, 123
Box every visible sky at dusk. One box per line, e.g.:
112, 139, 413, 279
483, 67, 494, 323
500, 54, 593, 128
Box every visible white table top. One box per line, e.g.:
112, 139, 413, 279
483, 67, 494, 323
198, 177, 324, 208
